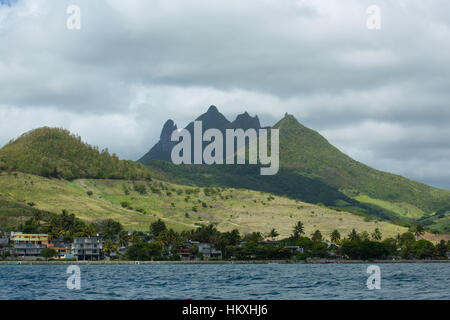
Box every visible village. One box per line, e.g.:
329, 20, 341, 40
0, 218, 448, 262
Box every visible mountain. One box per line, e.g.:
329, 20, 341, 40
138, 105, 262, 163
274, 114, 450, 215
142, 109, 450, 233
230, 111, 261, 131
139, 120, 178, 162
0, 127, 151, 180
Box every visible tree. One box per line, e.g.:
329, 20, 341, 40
268, 228, 279, 241
413, 225, 425, 240
217, 229, 241, 252
347, 229, 360, 242
311, 230, 322, 242
292, 221, 305, 239
340, 240, 389, 260
125, 242, 162, 261
118, 230, 129, 247
97, 219, 123, 240
382, 238, 398, 257
243, 232, 263, 243
41, 248, 57, 260
104, 240, 117, 257
436, 240, 448, 257
360, 231, 370, 241
330, 229, 341, 243
157, 229, 183, 249
399, 232, 415, 246
150, 219, 167, 238
411, 240, 435, 259
371, 228, 382, 241
190, 224, 220, 244
311, 242, 329, 258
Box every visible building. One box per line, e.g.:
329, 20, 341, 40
182, 241, 222, 259
72, 237, 104, 261
0, 233, 10, 258
0, 237, 8, 247
177, 251, 194, 261
259, 241, 280, 246
284, 246, 304, 254
11, 232, 49, 259
11, 232, 49, 246
47, 242, 72, 259
197, 242, 222, 259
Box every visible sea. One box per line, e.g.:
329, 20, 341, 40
0, 263, 448, 300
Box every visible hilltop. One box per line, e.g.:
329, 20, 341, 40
0, 127, 151, 180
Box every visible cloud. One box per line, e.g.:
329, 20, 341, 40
0, 0, 449, 189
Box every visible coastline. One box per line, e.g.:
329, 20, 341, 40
1, 259, 448, 265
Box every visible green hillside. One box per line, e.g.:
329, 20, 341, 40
144, 114, 450, 233
0, 171, 408, 239
0, 127, 151, 180
274, 115, 450, 218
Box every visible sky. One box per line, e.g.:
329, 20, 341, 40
0, 0, 449, 189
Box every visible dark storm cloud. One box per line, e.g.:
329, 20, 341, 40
0, 0, 449, 188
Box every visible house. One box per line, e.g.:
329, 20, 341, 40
11, 232, 49, 259
11, 232, 49, 246
259, 240, 280, 246
177, 251, 194, 261
47, 241, 72, 259
198, 243, 222, 259
0, 237, 8, 247
0, 233, 10, 258
72, 237, 104, 261
284, 246, 304, 254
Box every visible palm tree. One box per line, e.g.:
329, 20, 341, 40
292, 221, 305, 239
396, 233, 401, 245
118, 231, 129, 247
104, 240, 117, 257
330, 229, 341, 243
347, 229, 360, 242
311, 230, 322, 242
414, 225, 425, 240
371, 228, 382, 241
268, 228, 279, 241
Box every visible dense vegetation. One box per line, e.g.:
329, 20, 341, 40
13, 209, 124, 241
0, 127, 151, 180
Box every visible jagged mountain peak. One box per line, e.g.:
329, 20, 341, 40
160, 119, 177, 140
231, 111, 261, 130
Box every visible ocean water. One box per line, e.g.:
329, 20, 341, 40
0, 263, 448, 300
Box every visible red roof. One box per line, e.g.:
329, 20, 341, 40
177, 252, 193, 256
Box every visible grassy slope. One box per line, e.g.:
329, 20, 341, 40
354, 195, 425, 219
0, 172, 407, 239
274, 115, 450, 217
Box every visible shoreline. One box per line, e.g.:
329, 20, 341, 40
0, 259, 448, 265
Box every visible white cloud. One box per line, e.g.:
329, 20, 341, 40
0, 0, 449, 188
